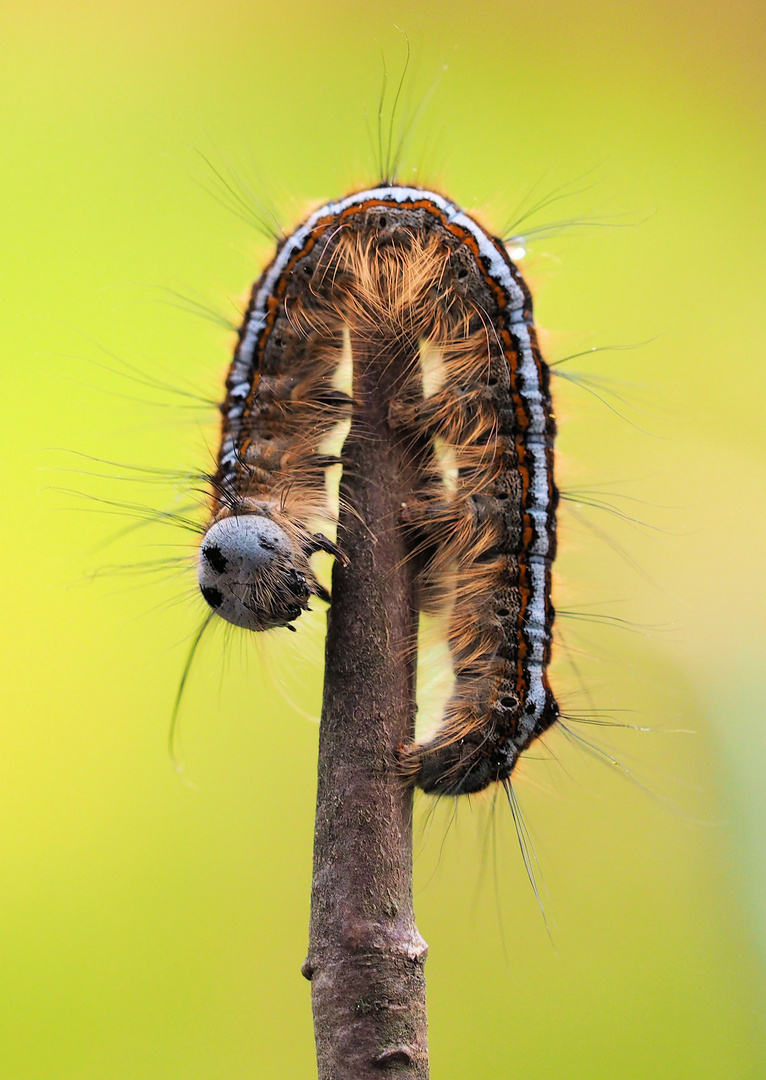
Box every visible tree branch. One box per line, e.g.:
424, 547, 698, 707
303, 330, 429, 1078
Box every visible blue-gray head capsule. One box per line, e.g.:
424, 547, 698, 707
198, 515, 312, 631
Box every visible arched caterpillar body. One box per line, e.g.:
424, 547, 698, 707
198, 185, 559, 795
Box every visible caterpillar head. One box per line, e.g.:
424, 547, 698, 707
197, 514, 313, 631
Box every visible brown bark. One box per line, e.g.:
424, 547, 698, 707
303, 331, 429, 1078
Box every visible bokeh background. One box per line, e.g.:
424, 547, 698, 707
3, 0, 766, 1076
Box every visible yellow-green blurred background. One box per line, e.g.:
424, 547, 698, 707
3, 0, 766, 1076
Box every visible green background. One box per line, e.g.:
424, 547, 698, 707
3, 0, 765, 1076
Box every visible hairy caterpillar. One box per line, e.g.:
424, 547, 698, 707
198, 185, 559, 795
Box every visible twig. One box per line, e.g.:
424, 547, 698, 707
303, 330, 430, 1077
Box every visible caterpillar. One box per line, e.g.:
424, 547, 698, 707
197, 185, 559, 795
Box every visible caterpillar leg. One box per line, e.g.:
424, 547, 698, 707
302, 531, 349, 565
401, 728, 517, 796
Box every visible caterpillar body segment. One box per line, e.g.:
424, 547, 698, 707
199, 185, 559, 794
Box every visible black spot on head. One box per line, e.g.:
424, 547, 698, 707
201, 585, 224, 610
525, 700, 537, 714
202, 543, 228, 574
258, 537, 276, 551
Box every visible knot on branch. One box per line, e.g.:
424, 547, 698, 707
373, 1045, 416, 1069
